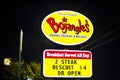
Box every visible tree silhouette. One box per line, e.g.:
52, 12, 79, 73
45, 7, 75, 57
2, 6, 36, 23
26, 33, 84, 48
1, 61, 52, 80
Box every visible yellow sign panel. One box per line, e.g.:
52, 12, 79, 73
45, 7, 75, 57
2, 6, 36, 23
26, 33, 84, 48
43, 49, 92, 78
41, 10, 94, 46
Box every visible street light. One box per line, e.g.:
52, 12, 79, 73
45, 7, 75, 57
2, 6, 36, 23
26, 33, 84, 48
4, 58, 12, 66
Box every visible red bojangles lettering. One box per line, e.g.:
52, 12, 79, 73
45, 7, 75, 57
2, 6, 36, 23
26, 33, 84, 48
46, 17, 90, 34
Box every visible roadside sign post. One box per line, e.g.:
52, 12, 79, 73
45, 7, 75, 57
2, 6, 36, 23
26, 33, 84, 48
18, 29, 23, 80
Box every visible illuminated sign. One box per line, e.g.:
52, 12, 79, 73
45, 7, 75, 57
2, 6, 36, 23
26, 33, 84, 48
43, 49, 92, 78
41, 10, 94, 45
4, 58, 12, 66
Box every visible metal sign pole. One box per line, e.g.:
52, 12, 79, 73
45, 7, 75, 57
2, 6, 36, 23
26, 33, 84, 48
18, 29, 23, 80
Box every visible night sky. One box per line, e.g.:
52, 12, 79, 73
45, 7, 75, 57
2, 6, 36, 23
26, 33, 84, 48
1, 0, 120, 79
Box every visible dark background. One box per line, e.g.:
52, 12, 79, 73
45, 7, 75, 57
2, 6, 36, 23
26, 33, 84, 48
1, 0, 120, 80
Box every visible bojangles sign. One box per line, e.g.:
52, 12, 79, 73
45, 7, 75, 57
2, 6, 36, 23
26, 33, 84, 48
41, 10, 94, 45
46, 17, 89, 34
